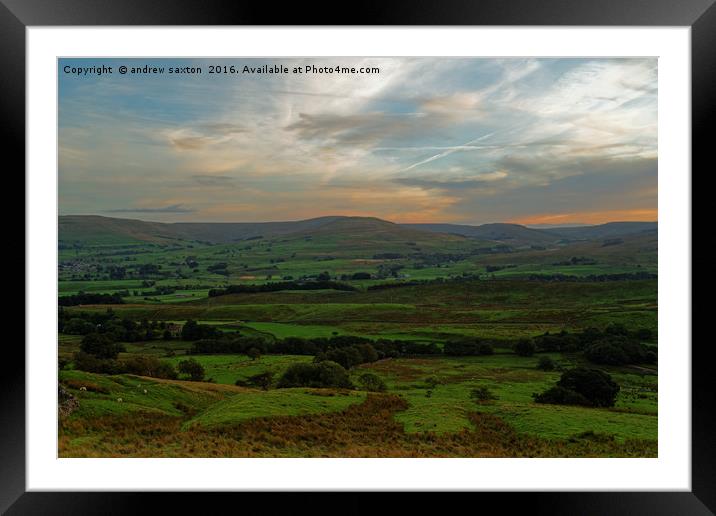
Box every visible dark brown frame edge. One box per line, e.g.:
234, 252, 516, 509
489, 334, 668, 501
2, 0, 712, 514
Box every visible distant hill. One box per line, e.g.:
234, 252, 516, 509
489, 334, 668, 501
59, 215, 462, 246
298, 217, 462, 242
543, 222, 657, 241
402, 222, 557, 246
59, 215, 181, 245
403, 221, 658, 246
59, 215, 658, 248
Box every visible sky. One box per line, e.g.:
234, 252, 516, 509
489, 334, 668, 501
58, 57, 657, 226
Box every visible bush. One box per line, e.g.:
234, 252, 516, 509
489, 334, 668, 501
63, 318, 96, 335
470, 386, 498, 402
237, 371, 273, 390
444, 339, 493, 356
536, 356, 556, 371
424, 375, 442, 389
535, 368, 620, 408
584, 341, 629, 365
513, 339, 536, 357
123, 355, 177, 379
478, 343, 494, 355
277, 361, 353, 389
584, 337, 657, 366
247, 347, 262, 361
80, 333, 125, 359
557, 368, 620, 407
181, 319, 221, 341
177, 358, 205, 381
73, 351, 122, 375
533, 385, 592, 406
357, 373, 387, 392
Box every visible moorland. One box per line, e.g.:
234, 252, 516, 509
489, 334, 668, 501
57, 214, 658, 457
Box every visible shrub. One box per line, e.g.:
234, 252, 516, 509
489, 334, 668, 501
63, 318, 96, 335
513, 339, 536, 357
177, 358, 205, 381
238, 372, 273, 390
535, 368, 620, 407
181, 319, 221, 341
584, 341, 629, 365
424, 376, 441, 389
80, 333, 125, 359
357, 373, 387, 392
533, 385, 592, 406
73, 351, 122, 375
444, 339, 493, 356
470, 386, 498, 402
557, 368, 620, 407
478, 343, 494, 355
320, 347, 364, 369
247, 347, 262, 361
536, 356, 556, 371
277, 361, 353, 389
584, 337, 657, 366
123, 355, 177, 379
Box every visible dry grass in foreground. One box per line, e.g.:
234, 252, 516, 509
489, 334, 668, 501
59, 394, 657, 458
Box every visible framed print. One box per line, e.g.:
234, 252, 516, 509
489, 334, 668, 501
4, 0, 713, 513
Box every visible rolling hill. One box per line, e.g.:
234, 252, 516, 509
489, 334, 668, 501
543, 221, 657, 240
59, 214, 658, 248
402, 222, 558, 246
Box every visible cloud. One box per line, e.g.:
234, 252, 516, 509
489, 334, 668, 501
285, 111, 435, 147
191, 175, 236, 186
170, 136, 211, 150
59, 57, 657, 224
393, 171, 507, 190
105, 204, 195, 214
167, 123, 247, 151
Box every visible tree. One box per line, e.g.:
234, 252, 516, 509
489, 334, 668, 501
177, 358, 205, 381
247, 347, 262, 361
514, 339, 536, 357
478, 343, 494, 355
123, 355, 177, 379
584, 341, 629, 365
357, 373, 387, 392
63, 318, 96, 335
80, 333, 125, 359
277, 361, 353, 389
181, 319, 199, 341
535, 367, 620, 408
536, 356, 556, 371
239, 371, 273, 390
557, 368, 620, 407
533, 385, 592, 406
181, 319, 220, 341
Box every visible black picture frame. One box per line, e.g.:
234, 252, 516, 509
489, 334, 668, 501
4, 1, 711, 513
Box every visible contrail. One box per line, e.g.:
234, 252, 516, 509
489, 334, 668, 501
398, 131, 496, 172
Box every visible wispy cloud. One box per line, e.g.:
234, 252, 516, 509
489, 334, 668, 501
105, 204, 195, 214
59, 57, 657, 224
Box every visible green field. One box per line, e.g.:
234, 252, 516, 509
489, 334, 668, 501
58, 216, 658, 458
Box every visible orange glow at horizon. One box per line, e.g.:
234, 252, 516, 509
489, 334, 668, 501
510, 208, 658, 226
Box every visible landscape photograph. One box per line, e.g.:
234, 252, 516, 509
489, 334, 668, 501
58, 57, 658, 458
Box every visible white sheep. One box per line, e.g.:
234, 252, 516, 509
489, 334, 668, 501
143, 389, 148, 394
79, 386, 87, 391
117, 397, 123, 403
